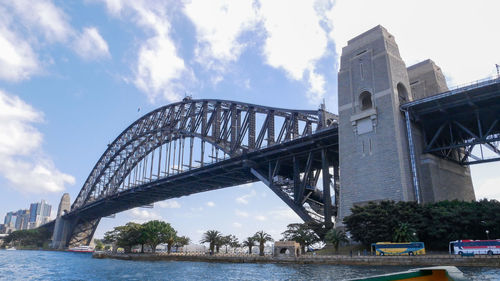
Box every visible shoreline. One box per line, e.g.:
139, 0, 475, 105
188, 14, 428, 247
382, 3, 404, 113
92, 252, 500, 267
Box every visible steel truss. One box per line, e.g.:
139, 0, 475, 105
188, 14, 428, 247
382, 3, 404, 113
402, 77, 500, 165
64, 99, 337, 246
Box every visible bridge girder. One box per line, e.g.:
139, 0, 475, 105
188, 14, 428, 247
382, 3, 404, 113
60, 99, 338, 248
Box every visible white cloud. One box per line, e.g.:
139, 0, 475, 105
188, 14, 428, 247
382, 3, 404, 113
235, 209, 249, 218
255, 215, 267, 221
0, 1, 111, 82
328, 0, 500, 84
236, 189, 256, 204
0, 16, 40, 81
0, 90, 75, 193
259, 0, 332, 104
156, 200, 181, 208
206, 201, 215, 207
268, 208, 300, 221
100, 1, 188, 103
232, 222, 242, 228
184, 0, 258, 69
129, 208, 162, 222
5, 0, 73, 43
74, 27, 110, 60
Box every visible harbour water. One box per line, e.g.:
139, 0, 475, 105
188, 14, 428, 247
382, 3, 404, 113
0, 250, 499, 280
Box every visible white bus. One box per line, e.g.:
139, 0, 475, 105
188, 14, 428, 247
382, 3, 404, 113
449, 239, 500, 256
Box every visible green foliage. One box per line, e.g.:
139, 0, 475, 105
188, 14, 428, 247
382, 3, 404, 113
200, 230, 221, 254
281, 223, 320, 253
142, 220, 176, 253
174, 235, 190, 252
343, 199, 500, 250
103, 222, 145, 253
253, 230, 273, 256
242, 237, 256, 254
324, 228, 348, 253
4, 228, 51, 248
94, 239, 105, 251
393, 223, 417, 242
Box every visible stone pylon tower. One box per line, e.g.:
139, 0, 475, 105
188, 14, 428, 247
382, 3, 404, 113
337, 26, 475, 223
337, 26, 415, 222
56, 193, 70, 218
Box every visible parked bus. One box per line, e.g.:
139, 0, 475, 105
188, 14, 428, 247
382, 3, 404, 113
371, 242, 425, 256
449, 240, 500, 256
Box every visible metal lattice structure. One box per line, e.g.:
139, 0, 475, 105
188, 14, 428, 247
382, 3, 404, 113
61, 98, 338, 247
402, 77, 500, 165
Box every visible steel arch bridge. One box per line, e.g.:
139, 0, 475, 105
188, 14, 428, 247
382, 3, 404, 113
52, 98, 339, 248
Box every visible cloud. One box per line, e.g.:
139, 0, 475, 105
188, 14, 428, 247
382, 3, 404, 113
268, 208, 300, 221
184, 0, 258, 71
73, 27, 110, 60
0, 16, 40, 81
328, 0, 500, 84
129, 208, 162, 222
184, 0, 333, 103
235, 209, 249, 218
156, 200, 181, 208
5, 0, 73, 43
0, 90, 75, 193
236, 189, 256, 204
232, 222, 243, 228
0, 1, 110, 82
254, 215, 267, 221
206, 201, 215, 207
258, 0, 333, 104
99, 1, 188, 103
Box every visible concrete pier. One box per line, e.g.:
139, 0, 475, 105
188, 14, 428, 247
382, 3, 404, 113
92, 252, 500, 267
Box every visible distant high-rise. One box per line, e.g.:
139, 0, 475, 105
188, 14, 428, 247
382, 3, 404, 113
29, 200, 52, 228
56, 193, 70, 218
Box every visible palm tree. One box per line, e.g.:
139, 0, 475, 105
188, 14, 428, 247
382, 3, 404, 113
324, 228, 348, 253
227, 235, 240, 253
253, 231, 273, 256
393, 223, 417, 242
200, 230, 221, 254
242, 237, 256, 254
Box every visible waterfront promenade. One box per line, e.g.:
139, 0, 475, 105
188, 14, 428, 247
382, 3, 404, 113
93, 252, 500, 267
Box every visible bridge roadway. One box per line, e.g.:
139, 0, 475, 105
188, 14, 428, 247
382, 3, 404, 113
63, 126, 338, 222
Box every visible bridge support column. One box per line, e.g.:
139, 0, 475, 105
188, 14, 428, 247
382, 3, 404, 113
51, 217, 75, 249
321, 149, 333, 229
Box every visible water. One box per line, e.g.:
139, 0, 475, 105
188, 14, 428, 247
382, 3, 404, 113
0, 250, 499, 280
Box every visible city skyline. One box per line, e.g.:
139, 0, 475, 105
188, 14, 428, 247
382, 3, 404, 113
0, 0, 499, 243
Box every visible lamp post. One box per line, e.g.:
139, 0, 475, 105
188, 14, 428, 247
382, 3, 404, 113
486, 230, 490, 240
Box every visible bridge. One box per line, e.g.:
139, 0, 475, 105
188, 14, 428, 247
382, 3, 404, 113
50, 99, 339, 248
47, 25, 500, 249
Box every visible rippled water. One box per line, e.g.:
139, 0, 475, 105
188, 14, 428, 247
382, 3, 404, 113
0, 250, 499, 280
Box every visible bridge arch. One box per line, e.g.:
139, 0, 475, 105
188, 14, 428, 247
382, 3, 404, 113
59, 99, 338, 248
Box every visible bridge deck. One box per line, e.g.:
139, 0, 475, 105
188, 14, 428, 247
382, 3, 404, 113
402, 77, 500, 164
64, 127, 338, 220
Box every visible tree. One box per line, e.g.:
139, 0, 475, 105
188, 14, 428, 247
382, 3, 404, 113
393, 223, 417, 242
200, 230, 221, 254
324, 228, 348, 253
174, 236, 190, 252
281, 223, 320, 253
165, 230, 178, 254
142, 220, 176, 253
242, 237, 256, 254
227, 235, 240, 253
343, 199, 500, 250
94, 239, 105, 251
219, 235, 232, 254
253, 231, 273, 256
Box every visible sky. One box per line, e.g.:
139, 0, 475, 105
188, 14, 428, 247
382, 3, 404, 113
0, 0, 499, 244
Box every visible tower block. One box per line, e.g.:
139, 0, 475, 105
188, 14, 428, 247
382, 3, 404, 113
337, 26, 475, 223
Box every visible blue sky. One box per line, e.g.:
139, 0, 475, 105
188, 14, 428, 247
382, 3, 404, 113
0, 0, 499, 243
